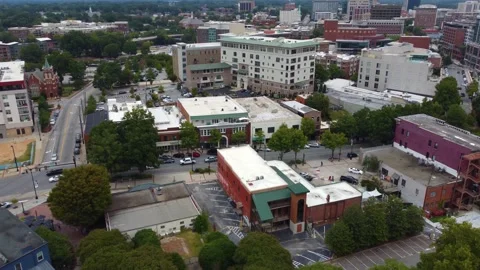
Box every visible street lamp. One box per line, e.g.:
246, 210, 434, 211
29, 169, 38, 200
11, 145, 19, 172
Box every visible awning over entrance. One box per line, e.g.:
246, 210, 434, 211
252, 136, 264, 143
252, 188, 291, 222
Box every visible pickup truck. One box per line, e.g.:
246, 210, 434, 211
180, 157, 196, 165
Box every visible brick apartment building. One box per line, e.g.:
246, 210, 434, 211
315, 52, 359, 79
281, 101, 322, 137
370, 4, 402, 20
217, 146, 361, 233
454, 152, 480, 210
414, 5, 437, 29
399, 36, 431, 49
440, 22, 471, 61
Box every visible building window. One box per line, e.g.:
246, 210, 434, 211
5, 110, 11, 115
428, 140, 432, 146
374, 83, 378, 89
401, 128, 404, 135
180, 221, 184, 224
173, 227, 177, 230
14, 263, 22, 270
37, 251, 44, 262
399, 140, 402, 146
434, 143, 438, 149
375, 70, 380, 75
292, 125, 299, 129
415, 189, 419, 195
430, 191, 437, 197
222, 50, 226, 55
365, 82, 369, 87
404, 142, 408, 149
406, 131, 410, 137
4, 102, 9, 107
255, 128, 262, 133
233, 52, 237, 56
7, 117, 13, 122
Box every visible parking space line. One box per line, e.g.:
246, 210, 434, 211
345, 258, 360, 270
223, 218, 240, 222
374, 246, 392, 259
405, 238, 424, 252
307, 250, 330, 261
363, 250, 383, 264
385, 244, 404, 258
362, 251, 378, 265
415, 236, 432, 247
354, 255, 369, 268
394, 243, 412, 256
210, 199, 228, 202
297, 254, 315, 263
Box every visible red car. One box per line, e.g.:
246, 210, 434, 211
186, 152, 201, 158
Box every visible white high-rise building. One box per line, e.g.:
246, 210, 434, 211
357, 42, 442, 97
0, 61, 34, 139
279, 8, 302, 24
312, 0, 342, 14
347, 0, 372, 21
220, 36, 319, 95
458, 1, 480, 12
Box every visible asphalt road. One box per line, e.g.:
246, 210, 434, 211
0, 144, 362, 199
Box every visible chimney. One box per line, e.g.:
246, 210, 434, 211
326, 194, 330, 203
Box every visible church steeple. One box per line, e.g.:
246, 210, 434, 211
43, 58, 51, 70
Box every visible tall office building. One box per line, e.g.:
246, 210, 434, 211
312, 0, 342, 14
238, 0, 255, 12
370, 4, 402, 20
403, 0, 421, 11
414, 5, 437, 29
347, 0, 372, 21
458, 1, 480, 12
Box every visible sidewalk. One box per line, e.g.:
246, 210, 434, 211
110, 171, 218, 190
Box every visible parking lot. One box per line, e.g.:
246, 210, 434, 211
331, 234, 434, 269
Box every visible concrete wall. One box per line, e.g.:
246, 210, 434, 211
249, 118, 302, 143
306, 196, 362, 225
123, 216, 198, 238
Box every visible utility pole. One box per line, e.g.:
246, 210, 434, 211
11, 145, 19, 172
29, 169, 38, 200
73, 156, 77, 168
78, 106, 85, 144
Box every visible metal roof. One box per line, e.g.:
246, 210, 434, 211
188, 62, 231, 71
252, 188, 292, 222
271, 166, 309, 195
220, 36, 319, 48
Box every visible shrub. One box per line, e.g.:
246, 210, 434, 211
363, 155, 381, 172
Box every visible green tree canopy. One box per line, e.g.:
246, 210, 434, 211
146, 68, 156, 85
306, 93, 330, 119
47, 51, 73, 83
363, 199, 388, 247
446, 104, 468, 128
193, 212, 209, 234
93, 61, 122, 90
87, 121, 123, 173
467, 79, 479, 97
290, 128, 308, 165
141, 41, 152, 54
433, 77, 460, 112
301, 117, 316, 139
20, 43, 44, 64
119, 108, 159, 172
123, 40, 137, 55
85, 95, 97, 114
300, 263, 342, 270
321, 130, 347, 159
103, 43, 121, 58
233, 232, 293, 270
78, 229, 130, 264
342, 206, 369, 250
370, 259, 412, 270
267, 124, 292, 160
47, 165, 112, 228
386, 197, 407, 240
35, 226, 76, 270
325, 220, 356, 256
209, 129, 222, 147
328, 64, 345, 79
331, 113, 357, 139
180, 121, 199, 150
232, 130, 247, 146
199, 237, 237, 270
132, 229, 160, 248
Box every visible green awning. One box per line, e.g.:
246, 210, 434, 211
252, 188, 291, 222
271, 166, 309, 195
252, 136, 264, 143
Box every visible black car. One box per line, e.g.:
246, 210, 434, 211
118, 91, 127, 94
75, 133, 81, 143
74, 147, 80, 155
163, 158, 175, 164
46, 169, 63, 176
347, 152, 358, 158
75, 142, 81, 149
207, 148, 217, 156
160, 155, 172, 160
173, 153, 185, 158
340, 175, 358, 185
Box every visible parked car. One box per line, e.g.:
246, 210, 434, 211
118, 91, 127, 94
461, 93, 466, 97
348, 167, 363, 174
74, 147, 80, 155
180, 157, 196, 165
46, 168, 63, 176
75, 142, 81, 149
227, 198, 237, 208
186, 152, 201, 158
75, 133, 81, 143
50, 119, 56, 125
304, 144, 310, 149
258, 147, 271, 152
0, 202, 12, 208
163, 158, 175, 164
308, 143, 320, 148
207, 148, 217, 156
347, 152, 358, 158
51, 153, 58, 161
49, 175, 60, 182
159, 155, 172, 160
340, 175, 359, 185
204, 156, 217, 163
173, 153, 185, 158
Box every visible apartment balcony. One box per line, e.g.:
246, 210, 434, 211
269, 201, 290, 210
455, 185, 480, 198
452, 198, 474, 211
272, 215, 290, 223
238, 69, 248, 75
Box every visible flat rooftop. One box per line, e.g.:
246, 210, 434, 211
177, 96, 248, 119
184, 42, 221, 49
364, 147, 458, 187
0, 61, 25, 83
107, 99, 146, 122
148, 106, 182, 131
281, 100, 318, 114
267, 160, 362, 207
106, 197, 200, 233
235, 96, 301, 123
220, 35, 319, 48
218, 146, 288, 193
398, 114, 480, 151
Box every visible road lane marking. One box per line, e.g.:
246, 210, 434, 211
58, 105, 74, 161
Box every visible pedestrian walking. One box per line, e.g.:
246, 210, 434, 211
321, 161, 323, 166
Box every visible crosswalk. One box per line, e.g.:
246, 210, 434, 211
226, 226, 245, 240
292, 248, 332, 268
205, 187, 221, 191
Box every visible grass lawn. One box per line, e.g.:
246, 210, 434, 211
430, 215, 450, 223
177, 230, 204, 258
62, 86, 76, 97
2, 142, 33, 164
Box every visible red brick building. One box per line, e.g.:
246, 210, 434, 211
454, 152, 480, 210
440, 22, 471, 61
324, 20, 378, 42
315, 52, 360, 79
414, 5, 437, 29
25, 59, 60, 98
217, 146, 362, 233
399, 35, 431, 49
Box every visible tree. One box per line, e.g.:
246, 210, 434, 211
20, 43, 43, 63
103, 43, 121, 58
418, 219, 480, 270
315, 64, 330, 86
404, 205, 424, 236
442, 55, 452, 66
78, 229, 129, 264
301, 117, 316, 139
180, 121, 199, 151
370, 259, 412, 270
290, 128, 308, 166
321, 130, 347, 159
132, 229, 160, 248
254, 129, 266, 149
166, 253, 186, 270
47, 165, 112, 228
119, 108, 159, 172
141, 41, 152, 54
350, 73, 358, 82
328, 64, 344, 79
300, 263, 342, 270
146, 68, 156, 85
325, 221, 356, 256
331, 113, 357, 140
232, 130, 247, 146
363, 199, 388, 247
93, 62, 121, 90
306, 93, 330, 120
433, 76, 460, 112
209, 129, 222, 148
311, 28, 323, 38
342, 206, 369, 250
268, 124, 292, 160
87, 121, 123, 173
446, 104, 468, 128
193, 212, 209, 234
85, 95, 97, 114
353, 108, 371, 139
385, 197, 407, 240
123, 40, 137, 55
35, 226, 75, 270
233, 232, 293, 269
47, 51, 74, 84
69, 60, 86, 89
199, 237, 237, 270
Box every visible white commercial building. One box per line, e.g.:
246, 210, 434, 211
458, 1, 480, 12
106, 99, 146, 122
314, 12, 336, 20
357, 42, 441, 96
236, 96, 302, 144
0, 61, 34, 139
312, 0, 342, 14
279, 8, 302, 24
220, 35, 318, 95
171, 42, 221, 82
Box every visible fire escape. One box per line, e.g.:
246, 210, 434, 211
452, 153, 480, 210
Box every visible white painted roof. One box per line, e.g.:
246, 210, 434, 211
178, 96, 247, 118
36, 37, 51, 42
218, 146, 288, 193
148, 106, 183, 131
235, 96, 301, 123
0, 61, 25, 83
107, 99, 146, 122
